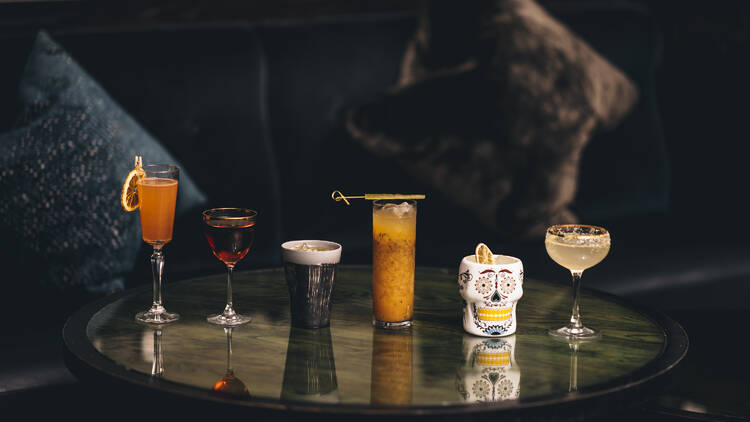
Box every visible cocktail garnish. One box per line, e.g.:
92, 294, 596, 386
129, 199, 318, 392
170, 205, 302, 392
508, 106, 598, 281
121, 155, 145, 212
331, 190, 426, 205
475, 243, 495, 264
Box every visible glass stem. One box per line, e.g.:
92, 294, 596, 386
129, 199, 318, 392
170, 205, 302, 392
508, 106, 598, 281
152, 329, 164, 376
151, 247, 165, 310
225, 327, 233, 373
225, 265, 236, 317
569, 341, 579, 392
569, 270, 583, 330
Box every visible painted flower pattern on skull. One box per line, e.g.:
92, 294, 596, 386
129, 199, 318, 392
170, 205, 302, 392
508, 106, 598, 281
499, 274, 516, 295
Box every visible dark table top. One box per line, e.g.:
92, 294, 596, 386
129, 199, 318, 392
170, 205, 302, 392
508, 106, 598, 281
63, 266, 687, 420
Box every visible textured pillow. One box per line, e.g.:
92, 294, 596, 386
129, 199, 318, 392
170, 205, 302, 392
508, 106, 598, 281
346, 0, 638, 238
0, 31, 206, 294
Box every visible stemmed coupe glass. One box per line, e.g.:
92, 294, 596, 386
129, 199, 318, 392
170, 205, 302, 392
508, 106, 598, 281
136, 164, 180, 324
202, 208, 257, 326
545, 224, 610, 340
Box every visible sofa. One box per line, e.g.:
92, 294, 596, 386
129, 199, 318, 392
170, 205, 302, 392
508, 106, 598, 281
0, 0, 744, 414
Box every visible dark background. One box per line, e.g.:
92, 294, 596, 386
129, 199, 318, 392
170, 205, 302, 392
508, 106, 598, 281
4, 0, 749, 229
645, 1, 750, 227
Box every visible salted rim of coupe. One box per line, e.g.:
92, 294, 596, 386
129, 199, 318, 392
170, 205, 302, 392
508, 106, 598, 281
546, 224, 610, 244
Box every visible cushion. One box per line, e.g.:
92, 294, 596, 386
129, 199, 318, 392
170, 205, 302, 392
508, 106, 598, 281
0, 31, 206, 296
346, 0, 638, 238
57, 29, 284, 270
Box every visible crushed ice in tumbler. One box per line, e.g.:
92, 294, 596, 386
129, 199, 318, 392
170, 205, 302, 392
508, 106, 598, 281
292, 242, 334, 252
381, 201, 413, 217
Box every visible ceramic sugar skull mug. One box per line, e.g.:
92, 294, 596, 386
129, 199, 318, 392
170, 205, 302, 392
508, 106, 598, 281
458, 254, 523, 337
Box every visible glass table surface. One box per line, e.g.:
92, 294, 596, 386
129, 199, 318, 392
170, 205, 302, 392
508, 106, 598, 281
65, 266, 687, 416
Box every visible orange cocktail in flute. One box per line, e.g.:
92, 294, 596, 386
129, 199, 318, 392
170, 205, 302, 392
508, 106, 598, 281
138, 177, 178, 245
121, 157, 181, 324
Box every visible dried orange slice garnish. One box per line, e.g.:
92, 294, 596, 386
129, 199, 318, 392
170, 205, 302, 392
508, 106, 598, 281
475, 243, 494, 264
121, 156, 145, 212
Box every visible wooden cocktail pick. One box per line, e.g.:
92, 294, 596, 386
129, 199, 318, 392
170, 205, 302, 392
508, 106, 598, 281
331, 190, 426, 206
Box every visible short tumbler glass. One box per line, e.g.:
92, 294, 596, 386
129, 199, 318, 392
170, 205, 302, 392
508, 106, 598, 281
282, 240, 342, 329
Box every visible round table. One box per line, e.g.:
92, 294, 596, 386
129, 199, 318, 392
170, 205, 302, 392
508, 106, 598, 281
63, 266, 687, 420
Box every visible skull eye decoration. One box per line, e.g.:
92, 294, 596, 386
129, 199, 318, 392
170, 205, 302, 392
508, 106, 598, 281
499, 273, 516, 295
475, 276, 493, 295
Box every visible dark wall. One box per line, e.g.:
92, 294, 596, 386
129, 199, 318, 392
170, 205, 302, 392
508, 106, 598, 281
3, 0, 750, 227
628, 1, 750, 227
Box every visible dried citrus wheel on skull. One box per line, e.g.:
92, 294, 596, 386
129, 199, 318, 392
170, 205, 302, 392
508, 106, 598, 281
475, 243, 495, 264
121, 156, 145, 212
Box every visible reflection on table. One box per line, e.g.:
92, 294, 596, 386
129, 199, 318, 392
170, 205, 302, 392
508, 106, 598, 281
566, 338, 589, 393
370, 329, 413, 405
140, 326, 164, 377
78, 268, 674, 412
281, 327, 339, 403
211, 327, 250, 398
456, 335, 520, 402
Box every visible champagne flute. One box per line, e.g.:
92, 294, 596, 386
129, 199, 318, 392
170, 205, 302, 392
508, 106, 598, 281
545, 224, 610, 340
135, 164, 180, 324
202, 208, 257, 326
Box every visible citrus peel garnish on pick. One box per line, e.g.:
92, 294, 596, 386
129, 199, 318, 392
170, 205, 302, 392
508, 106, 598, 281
331, 190, 425, 205
475, 243, 494, 264
121, 155, 145, 212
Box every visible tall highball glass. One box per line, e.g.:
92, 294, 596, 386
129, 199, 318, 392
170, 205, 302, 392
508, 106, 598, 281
372, 200, 417, 329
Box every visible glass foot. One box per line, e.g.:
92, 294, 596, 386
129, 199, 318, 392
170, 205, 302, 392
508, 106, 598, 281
208, 313, 251, 326
374, 319, 412, 329
136, 306, 179, 324
548, 325, 601, 341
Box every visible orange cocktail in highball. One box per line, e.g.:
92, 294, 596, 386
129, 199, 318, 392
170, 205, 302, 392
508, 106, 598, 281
372, 200, 417, 328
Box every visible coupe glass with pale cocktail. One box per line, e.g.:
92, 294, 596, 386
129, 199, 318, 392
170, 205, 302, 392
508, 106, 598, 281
545, 224, 610, 340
